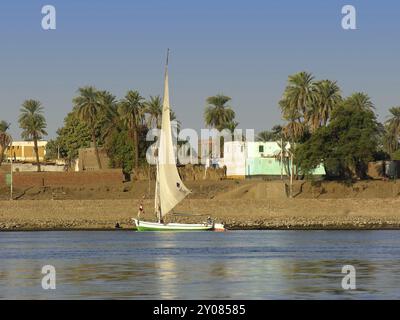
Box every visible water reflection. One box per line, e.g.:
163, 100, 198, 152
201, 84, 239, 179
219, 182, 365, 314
155, 258, 178, 299
1, 231, 400, 299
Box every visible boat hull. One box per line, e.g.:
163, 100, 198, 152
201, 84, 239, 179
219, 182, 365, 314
133, 219, 215, 231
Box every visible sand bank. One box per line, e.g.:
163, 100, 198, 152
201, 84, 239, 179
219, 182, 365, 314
1, 198, 400, 231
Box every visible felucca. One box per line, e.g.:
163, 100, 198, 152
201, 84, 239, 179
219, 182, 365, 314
133, 51, 225, 232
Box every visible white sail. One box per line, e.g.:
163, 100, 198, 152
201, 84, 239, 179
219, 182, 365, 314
157, 56, 190, 218
154, 156, 161, 218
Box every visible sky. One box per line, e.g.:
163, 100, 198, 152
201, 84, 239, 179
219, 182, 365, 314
0, 0, 399, 139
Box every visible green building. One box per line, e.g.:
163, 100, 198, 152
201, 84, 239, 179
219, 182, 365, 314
222, 141, 326, 179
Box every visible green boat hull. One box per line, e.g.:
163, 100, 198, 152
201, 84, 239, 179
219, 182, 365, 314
133, 219, 214, 232
136, 226, 210, 232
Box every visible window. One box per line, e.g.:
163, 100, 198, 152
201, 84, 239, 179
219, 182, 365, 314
259, 145, 264, 153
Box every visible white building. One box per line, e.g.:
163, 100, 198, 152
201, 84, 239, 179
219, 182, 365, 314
222, 141, 326, 179
221, 141, 247, 177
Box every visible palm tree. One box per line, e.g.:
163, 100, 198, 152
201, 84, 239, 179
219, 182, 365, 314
279, 72, 315, 125
73, 86, 103, 169
310, 80, 342, 129
119, 90, 145, 169
144, 95, 163, 129
169, 109, 178, 123
0, 121, 11, 166
256, 125, 283, 142
225, 121, 239, 133
283, 120, 305, 143
278, 72, 317, 195
283, 107, 306, 145
257, 131, 274, 142
98, 90, 117, 117
97, 90, 118, 142
224, 121, 243, 143
18, 100, 47, 172
385, 107, 400, 154
271, 125, 283, 137
282, 109, 306, 198
204, 94, 235, 131
204, 95, 236, 158
274, 137, 291, 181
0, 120, 10, 132
386, 107, 400, 136
344, 92, 374, 112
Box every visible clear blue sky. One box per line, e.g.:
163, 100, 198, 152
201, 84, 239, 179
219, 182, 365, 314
1, 0, 399, 139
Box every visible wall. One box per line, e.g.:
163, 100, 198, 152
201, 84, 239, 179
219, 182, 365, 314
78, 148, 110, 171
247, 141, 288, 158
0, 170, 123, 188
132, 165, 225, 181
223, 141, 246, 177
0, 172, 6, 186
12, 163, 66, 172
386, 161, 400, 178
367, 161, 400, 179
247, 158, 284, 176
368, 161, 385, 179
223, 141, 326, 178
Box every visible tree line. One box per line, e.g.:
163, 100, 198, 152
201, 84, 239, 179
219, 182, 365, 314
0, 87, 237, 173
0, 73, 399, 180
257, 72, 400, 180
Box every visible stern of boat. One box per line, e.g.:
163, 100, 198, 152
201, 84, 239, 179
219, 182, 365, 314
213, 222, 226, 232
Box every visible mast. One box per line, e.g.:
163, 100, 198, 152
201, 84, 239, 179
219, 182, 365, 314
154, 49, 169, 223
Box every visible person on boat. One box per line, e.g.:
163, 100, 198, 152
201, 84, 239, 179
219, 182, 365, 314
138, 202, 144, 220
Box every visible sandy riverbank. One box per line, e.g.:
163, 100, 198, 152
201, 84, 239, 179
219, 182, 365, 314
1, 179, 400, 230
1, 198, 400, 231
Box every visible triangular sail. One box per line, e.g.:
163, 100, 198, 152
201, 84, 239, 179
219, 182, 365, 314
157, 52, 190, 218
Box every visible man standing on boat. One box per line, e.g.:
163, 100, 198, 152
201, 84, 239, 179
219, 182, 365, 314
138, 201, 145, 220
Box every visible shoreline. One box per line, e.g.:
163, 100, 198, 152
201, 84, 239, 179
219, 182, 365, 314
1, 198, 400, 231
2, 226, 400, 232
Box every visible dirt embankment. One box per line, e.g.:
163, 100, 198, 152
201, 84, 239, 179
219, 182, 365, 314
1, 178, 400, 201
0, 178, 400, 231
1, 198, 400, 231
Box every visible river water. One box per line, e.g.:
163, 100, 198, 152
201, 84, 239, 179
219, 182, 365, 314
0, 230, 399, 299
